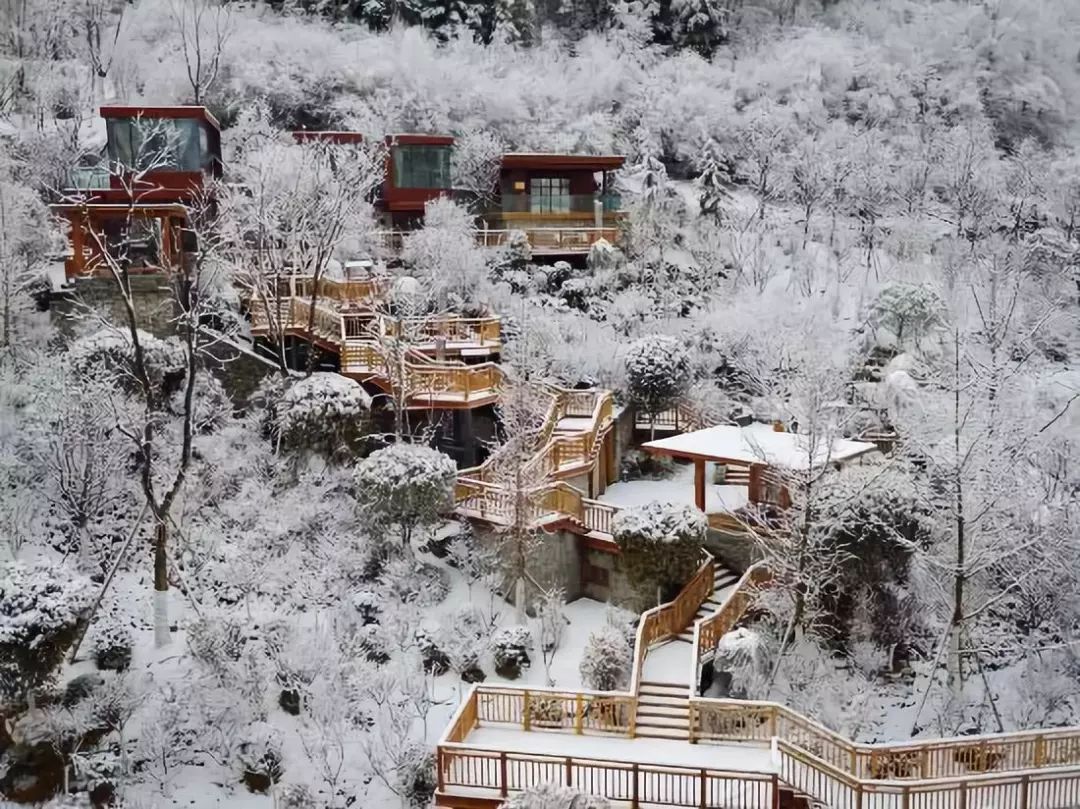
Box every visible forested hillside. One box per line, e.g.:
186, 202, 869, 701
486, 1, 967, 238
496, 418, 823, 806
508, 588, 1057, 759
2, 0, 1080, 807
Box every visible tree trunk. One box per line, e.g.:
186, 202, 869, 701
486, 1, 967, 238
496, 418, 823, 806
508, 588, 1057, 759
153, 520, 171, 647
514, 577, 527, 624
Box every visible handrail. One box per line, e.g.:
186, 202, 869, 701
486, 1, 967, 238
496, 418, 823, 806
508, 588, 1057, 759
437, 741, 777, 808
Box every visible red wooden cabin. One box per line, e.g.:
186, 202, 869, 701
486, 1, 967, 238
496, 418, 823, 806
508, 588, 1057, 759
292, 130, 455, 229
55, 105, 222, 279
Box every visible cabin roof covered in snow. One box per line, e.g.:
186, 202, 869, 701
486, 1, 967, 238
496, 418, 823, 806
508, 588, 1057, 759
642, 423, 877, 470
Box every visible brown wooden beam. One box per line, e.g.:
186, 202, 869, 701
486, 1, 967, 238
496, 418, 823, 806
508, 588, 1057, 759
694, 458, 705, 512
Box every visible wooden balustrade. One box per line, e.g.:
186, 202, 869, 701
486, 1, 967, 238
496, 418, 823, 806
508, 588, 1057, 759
473, 685, 636, 736
695, 563, 772, 666
581, 499, 617, 535
777, 740, 1080, 809
438, 745, 777, 809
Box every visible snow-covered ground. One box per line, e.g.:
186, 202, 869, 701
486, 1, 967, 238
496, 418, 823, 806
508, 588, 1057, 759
598, 461, 749, 515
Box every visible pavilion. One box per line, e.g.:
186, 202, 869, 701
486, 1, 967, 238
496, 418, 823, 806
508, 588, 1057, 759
641, 422, 878, 514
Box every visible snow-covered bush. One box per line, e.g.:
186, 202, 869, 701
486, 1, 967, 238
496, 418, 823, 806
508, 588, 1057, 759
235, 721, 284, 793
353, 443, 457, 552
713, 628, 768, 699
191, 369, 233, 434
612, 501, 706, 605
186, 612, 247, 670
377, 556, 451, 607
68, 328, 186, 400
0, 560, 93, 703
274, 783, 316, 809
352, 590, 381, 625
90, 618, 133, 672
415, 628, 450, 675
579, 625, 632, 692
499, 783, 611, 809
276, 373, 372, 461
624, 335, 692, 437
440, 606, 489, 683
397, 744, 437, 808
490, 626, 534, 679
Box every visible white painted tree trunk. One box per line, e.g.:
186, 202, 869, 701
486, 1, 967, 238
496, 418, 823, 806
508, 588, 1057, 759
154, 589, 171, 648
514, 577, 527, 624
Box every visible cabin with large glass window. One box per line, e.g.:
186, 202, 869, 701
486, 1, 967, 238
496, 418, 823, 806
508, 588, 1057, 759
55, 106, 221, 280
291, 131, 455, 230
477, 153, 625, 255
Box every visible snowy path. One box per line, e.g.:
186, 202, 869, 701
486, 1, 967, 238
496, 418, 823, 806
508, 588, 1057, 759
641, 638, 694, 684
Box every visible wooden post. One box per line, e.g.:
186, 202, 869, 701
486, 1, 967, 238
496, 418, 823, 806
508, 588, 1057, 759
436, 747, 445, 793
699, 769, 708, 809
565, 757, 573, 786
631, 762, 639, 809
855, 782, 863, 809
694, 458, 706, 512
69, 212, 85, 278
1020, 774, 1030, 809
901, 786, 910, 809
629, 698, 637, 738
574, 694, 584, 734
1034, 735, 1046, 767
958, 780, 967, 809
688, 703, 697, 744
849, 747, 857, 775
771, 775, 779, 809
499, 752, 508, 798
522, 691, 531, 731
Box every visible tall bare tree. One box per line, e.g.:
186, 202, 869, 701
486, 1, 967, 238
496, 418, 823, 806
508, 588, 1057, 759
168, 0, 233, 105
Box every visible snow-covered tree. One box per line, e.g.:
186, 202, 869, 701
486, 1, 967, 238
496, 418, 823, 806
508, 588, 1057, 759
624, 334, 691, 439
612, 501, 705, 605
579, 624, 632, 691
868, 282, 943, 349
401, 198, 484, 310
0, 168, 53, 354
353, 444, 457, 554
167, 0, 233, 104
0, 560, 93, 704
452, 130, 505, 211
693, 138, 733, 224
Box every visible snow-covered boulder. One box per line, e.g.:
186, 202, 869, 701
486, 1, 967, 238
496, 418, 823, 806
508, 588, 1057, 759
68, 328, 185, 395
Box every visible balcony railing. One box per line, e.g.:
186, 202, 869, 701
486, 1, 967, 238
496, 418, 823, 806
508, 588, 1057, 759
69, 166, 111, 190
494, 193, 622, 215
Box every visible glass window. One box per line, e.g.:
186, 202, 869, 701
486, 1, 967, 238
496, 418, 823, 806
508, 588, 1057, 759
393, 145, 451, 189
105, 117, 206, 172
530, 177, 570, 213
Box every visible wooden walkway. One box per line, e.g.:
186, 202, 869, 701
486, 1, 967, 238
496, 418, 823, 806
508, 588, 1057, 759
438, 560, 1080, 809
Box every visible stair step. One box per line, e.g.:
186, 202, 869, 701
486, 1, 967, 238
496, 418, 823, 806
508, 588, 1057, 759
640, 679, 688, 688
634, 713, 688, 729
677, 632, 694, 642
637, 705, 690, 718
635, 726, 690, 740
635, 686, 686, 699
639, 681, 689, 693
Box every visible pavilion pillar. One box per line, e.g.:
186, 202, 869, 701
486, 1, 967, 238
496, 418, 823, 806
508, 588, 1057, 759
694, 458, 706, 512
160, 215, 173, 270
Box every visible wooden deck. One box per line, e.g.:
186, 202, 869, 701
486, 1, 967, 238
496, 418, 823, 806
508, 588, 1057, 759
438, 560, 1080, 809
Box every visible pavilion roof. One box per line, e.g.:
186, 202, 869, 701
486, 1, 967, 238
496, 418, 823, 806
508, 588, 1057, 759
642, 423, 877, 471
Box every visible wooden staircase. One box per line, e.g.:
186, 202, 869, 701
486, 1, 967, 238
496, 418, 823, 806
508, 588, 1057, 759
675, 563, 740, 643
635, 680, 691, 740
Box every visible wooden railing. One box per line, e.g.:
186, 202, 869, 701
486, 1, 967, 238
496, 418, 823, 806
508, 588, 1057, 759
475, 226, 620, 252
687, 562, 1080, 797
472, 685, 637, 736
437, 744, 778, 809
694, 563, 772, 670
778, 740, 1080, 809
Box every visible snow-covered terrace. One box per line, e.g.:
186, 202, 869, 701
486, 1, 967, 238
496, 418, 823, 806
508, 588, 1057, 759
596, 461, 750, 518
